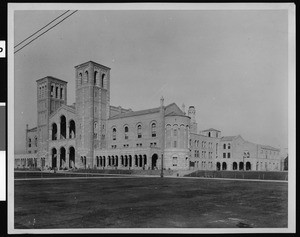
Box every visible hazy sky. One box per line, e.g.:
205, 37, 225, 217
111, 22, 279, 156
13, 8, 289, 153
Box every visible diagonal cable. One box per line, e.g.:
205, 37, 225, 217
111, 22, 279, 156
14, 10, 70, 49
14, 10, 78, 54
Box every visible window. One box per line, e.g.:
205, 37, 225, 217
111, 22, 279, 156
227, 152, 231, 158
55, 86, 58, 98
34, 137, 37, 147
137, 125, 142, 138
228, 143, 231, 149
28, 138, 32, 147
174, 141, 177, 148
51, 85, 54, 97
223, 153, 226, 158
60, 88, 63, 99
151, 123, 156, 137
94, 71, 98, 85
79, 73, 82, 85
223, 144, 226, 149
125, 126, 129, 139
174, 129, 177, 136
112, 128, 116, 140
85, 71, 89, 83
101, 74, 105, 88
208, 132, 211, 137
172, 157, 178, 166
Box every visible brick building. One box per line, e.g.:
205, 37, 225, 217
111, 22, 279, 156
14, 61, 282, 171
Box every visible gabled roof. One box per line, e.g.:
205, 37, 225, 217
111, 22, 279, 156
49, 104, 76, 119
108, 103, 184, 120
260, 145, 280, 151
221, 135, 239, 141
109, 107, 160, 120
27, 127, 37, 132
201, 128, 221, 132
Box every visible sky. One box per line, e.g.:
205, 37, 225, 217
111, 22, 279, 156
13, 7, 289, 154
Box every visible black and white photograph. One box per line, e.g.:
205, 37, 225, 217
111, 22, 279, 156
8, 3, 295, 234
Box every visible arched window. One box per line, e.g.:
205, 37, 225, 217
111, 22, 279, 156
124, 126, 129, 139
79, 73, 82, 85
101, 74, 105, 88
85, 71, 89, 83
94, 71, 98, 85
151, 123, 156, 137
137, 125, 142, 138
112, 128, 116, 140
228, 143, 231, 149
94, 122, 98, 139
208, 132, 211, 137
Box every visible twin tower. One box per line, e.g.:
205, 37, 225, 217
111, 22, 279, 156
36, 61, 111, 164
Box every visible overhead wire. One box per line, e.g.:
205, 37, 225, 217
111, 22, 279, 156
14, 10, 71, 49
14, 10, 78, 54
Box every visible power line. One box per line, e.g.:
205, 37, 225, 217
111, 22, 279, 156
14, 10, 70, 49
14, 10, 78, 54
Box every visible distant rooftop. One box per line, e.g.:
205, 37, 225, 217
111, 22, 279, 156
221, 136, 238, 141
201, 128, 221, 132
108, 103, 183, 120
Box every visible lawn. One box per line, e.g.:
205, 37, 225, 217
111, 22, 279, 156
14, 174, 288, 229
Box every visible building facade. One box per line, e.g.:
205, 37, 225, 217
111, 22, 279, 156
14, 61, 282, 171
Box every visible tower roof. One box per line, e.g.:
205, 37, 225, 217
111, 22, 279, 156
36, 76, 68, 84
74, 61, 111, 70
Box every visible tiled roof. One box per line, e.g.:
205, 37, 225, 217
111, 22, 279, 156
109, 107, 160, 120
108, 103, 178, 120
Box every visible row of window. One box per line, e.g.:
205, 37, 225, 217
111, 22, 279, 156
78, 71, 106, 87
27, 150, 37, 154
50, 85, 64, 99
112, 123, 157, 141
191, 140, 215, 149
223, 152, 231, 158
28, 137, 38, 147
194, 150, 214, 159
223, 143, 231, 149
260, 149, 279, 156
110, 142, 158, 149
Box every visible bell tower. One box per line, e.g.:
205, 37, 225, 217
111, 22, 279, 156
36, 76, 67, 162
75, 61, 110, 169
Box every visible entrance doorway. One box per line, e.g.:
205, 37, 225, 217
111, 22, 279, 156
151, 154, 158, 170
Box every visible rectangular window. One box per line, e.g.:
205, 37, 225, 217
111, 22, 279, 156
223, 153, 226, 158
51, 86, 54, 97
55, 86, 58, 98
174, 141, 177, 148
60, 88, 63, 99
138, 134, 142, 138
227, 152, 231, 158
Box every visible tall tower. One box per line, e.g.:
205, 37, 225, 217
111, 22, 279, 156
75, 61, 111, 169
188, 106, 198, 133
36, 77, 67, 161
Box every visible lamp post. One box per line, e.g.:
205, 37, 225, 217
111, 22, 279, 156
243, 152, 246, 171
